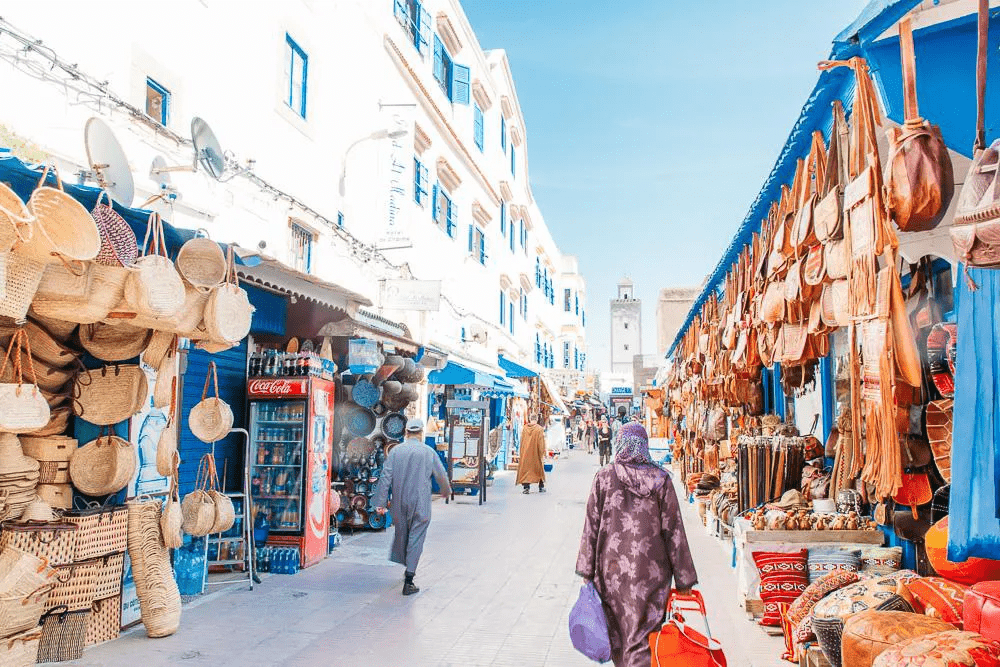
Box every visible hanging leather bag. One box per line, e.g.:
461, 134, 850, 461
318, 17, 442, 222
885, 18, 954, 232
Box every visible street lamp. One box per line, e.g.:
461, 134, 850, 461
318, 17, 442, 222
337, 128, 410, 197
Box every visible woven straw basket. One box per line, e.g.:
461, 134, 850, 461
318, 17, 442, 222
36, 484, 72, 509
160, 472, 183, 549
0, 626, 42, 667
47, 559, 99, 612
85, 595, 120, 646
19, 321, 78, 369
126, 499, 180, 638
176, 237, 226, 292
79, 324, 152, 363
0, 181, 32, 253
0, 522, 77, 567
69, 433, 137, 496
22, 165, 100, 266
123, 213, 184, 319
0, 330, 52, 433
18, 435, 76, 462
31, 263, 129, 325
189, 362, 233, 443
72, 365, 147, 426
202, 246, 252, 344
142, 331, 175, 370
25, 314, 77, 343
35, 262, 91, 302
0, 252, 45, 320
92, 191, 137, 268
36, 606, 89, 662
28, 406, 70, 437
62, 503, 128, 561
92, 552, 124, 600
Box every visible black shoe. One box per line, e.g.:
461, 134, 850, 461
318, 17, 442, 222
402, 582, 420, 596
522, 488, 530, 494
539, 487, 547, 493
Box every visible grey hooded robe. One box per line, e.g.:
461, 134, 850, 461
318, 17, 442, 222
371, 437, 451, 572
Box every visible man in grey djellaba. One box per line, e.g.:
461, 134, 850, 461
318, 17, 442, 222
373, 418, 451, 596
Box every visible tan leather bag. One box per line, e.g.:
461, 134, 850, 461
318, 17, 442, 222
885, 18, 954, 233
760, 280, 785, 324
792, 131, 826, 253
815, 101, 849, 243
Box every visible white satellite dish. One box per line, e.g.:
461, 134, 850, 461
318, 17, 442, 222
83, 118, 135, 207
150, 116, 226, 181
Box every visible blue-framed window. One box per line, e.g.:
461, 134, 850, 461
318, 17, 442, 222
433, 36, 469, 104
509, 215, 515, 252
563, 342, 570, 369
145, 78, 170, 126
501, 116, 507, 154
509, 301, 514, 334
432, 184, 456, 237
510, 146, 516, 177
284, 35, 308, 119
290, 223, 313, 274
393, 0, 431, 55
473, 104, 484, 151
582, 310, 586, 327
500, 291, 506, 326
468, 224, 487, 265
535, 258, 541, 288
520, 288, 527, 320
413, 157, 429, 207
574, 348, 579, 370
337, 211, 344, 228
564, 288, 572, 313
499, 200, 506, 238
535, 334, 541, 364
575, 293, 579, 315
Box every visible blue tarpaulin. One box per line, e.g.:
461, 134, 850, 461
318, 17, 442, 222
498, 354, 537, 379
950, 266, 1000, 562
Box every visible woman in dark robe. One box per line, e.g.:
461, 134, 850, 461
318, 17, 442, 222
575, 422, 698, 667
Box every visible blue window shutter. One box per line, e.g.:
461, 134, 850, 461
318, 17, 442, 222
473, 104, 484, 151
433, 36, 445, 86
509, 303, 514, 333
393, 0, 407, 22
446, 195, 456, 237
467, 224, 473, 253
417, 5, 431, 54
499, 200, 505, 236
452, 64, 470, 105
509, 221, 515, 252
500, 291, 505, 324
431, 184, 438, 221
479, 231, 486, 264
511, 147, 515, 176
501, 116, 507, 153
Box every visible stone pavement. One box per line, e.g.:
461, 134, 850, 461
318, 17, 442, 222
59, 447, 784, 667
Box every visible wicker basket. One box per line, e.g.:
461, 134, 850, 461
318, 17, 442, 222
0, 252, 45, 320
92, 191, 137, 268
37, 461, 70, 485
126, 499, 180, 638
26, 313, 77, 343
47, 558, 99, 612
18, 435, 76, 462
22, 165, 100, 266
20, 320, 79, 369
0, 522, 77, 566
0, 626, 42, 666
34, 261, 92, 302
36, 606, 89, 662
123, 212, 184, 319
141, 331, 175, 369
153, 347, 177, 410
160, 470, 182, 550
79, 323, 152, 363
72, 364, 148, 426
0, 181, 32, 253
0, 578, 54, 641
176, 237, 226, 291
189, 362, 233, 443
61, 503, 128, 561
85, 595, 120, 646
92, 552, 124, 599
31, 263, 129, 325
68, 433, 137, 496
36, 484, 72, 509
27, 406, 71, 437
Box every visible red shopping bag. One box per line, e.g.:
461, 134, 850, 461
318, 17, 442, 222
649, 590, 727, 667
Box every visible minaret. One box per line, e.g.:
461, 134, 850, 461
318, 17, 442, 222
610, 277, 641, 378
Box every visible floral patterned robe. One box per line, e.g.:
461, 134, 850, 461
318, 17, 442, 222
576, 463, 698, 667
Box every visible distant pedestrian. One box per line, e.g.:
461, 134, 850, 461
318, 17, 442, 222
547, 416, 566, 456
596, 417, 613, 466
585, 420, 596, 454
576, 423, 698, 667
372, 418, 451, 596
516, 415, 546, 494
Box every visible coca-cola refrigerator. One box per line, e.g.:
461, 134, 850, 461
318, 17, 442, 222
247, 376, 335, 568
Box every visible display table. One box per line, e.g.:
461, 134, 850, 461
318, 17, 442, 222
732, 518, 885, 608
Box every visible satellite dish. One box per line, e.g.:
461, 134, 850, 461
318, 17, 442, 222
191, 117, 225, 180
150, 116, 226, 181
83, 118, 135, 207
149, 156, 171, 187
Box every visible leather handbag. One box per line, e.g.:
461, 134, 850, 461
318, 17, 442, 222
964, 581, 1000, 642
815, 100, 848, 244
951, 0, 1000, 266
791, 131, 826, 254
926, 399, 953, 483
649, 590, 726, 667
885, 18, 954, 232
894, 472, 933, 519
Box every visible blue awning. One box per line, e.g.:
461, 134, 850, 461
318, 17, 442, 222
428, 361, 499, 388
498, 355, 537, 379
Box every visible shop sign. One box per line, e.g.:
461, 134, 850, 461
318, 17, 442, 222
610, 386, 633, 396
381, 279, 441, 311
248, 378, 308, 397
377, 104, 416, 250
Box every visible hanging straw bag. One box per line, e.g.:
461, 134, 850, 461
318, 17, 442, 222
203, 455, 235, 534
152, 337, 178, 409
22, 165, 100, 267
0, 180, 33, 254
30, 263, 129, 325
126, 499, 180, 637
79, 322, 152, 363
68, 429, 137, 496
34, 262, 91, 302
156, 387, 178, 477
203, 247, 253, 344
181, 456, 217, 537
61, 500, 128, 561
189, 362, 233, 443
91, 191, 137, 267
123, 212, 184, 318
0, 329, 51, 433
72, 365, 147, 426
160, 462, 183, 549
176, 236, 225, 292
0, 252, 46, 320
142, 330, 175, 369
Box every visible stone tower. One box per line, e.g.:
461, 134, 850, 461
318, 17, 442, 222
610, 278, 641, 378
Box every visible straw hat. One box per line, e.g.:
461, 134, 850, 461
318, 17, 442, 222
0, 435, 39, 475
768, 489, 809, 510
18, 497, 55, 523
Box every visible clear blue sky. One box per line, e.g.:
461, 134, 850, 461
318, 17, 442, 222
460, 0, 867, 372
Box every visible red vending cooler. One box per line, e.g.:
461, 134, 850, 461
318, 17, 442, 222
248, 376, 335, 568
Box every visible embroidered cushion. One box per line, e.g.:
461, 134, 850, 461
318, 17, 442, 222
753, 549, 809, 627
842, 610, 954, 667
872, 630, 1000, 667
785, 570, 860, 654
905, 577, 970, 628
808, 548, 862, 582
861, 547, 903, 575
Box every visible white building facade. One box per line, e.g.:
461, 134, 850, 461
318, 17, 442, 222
0, 0, 586, 394
610, 278, 641, 381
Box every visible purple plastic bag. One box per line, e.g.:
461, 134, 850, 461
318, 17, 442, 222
569, 581, 612, 663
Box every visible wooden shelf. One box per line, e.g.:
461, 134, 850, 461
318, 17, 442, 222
744, 530, 885, 544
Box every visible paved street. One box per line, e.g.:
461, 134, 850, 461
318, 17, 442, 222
63, 447, 783, 667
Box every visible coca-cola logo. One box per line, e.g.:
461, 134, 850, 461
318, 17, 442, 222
248, 379, 305, 395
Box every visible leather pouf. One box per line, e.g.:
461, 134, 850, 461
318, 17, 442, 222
812, 571, 920, 667
965, 582, 1000, 642
872, 630, 1000, 667
842, 610, 954, 667
925, 518, 1000, 586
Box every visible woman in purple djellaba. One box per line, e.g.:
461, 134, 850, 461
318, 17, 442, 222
576, 422, 698, 667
